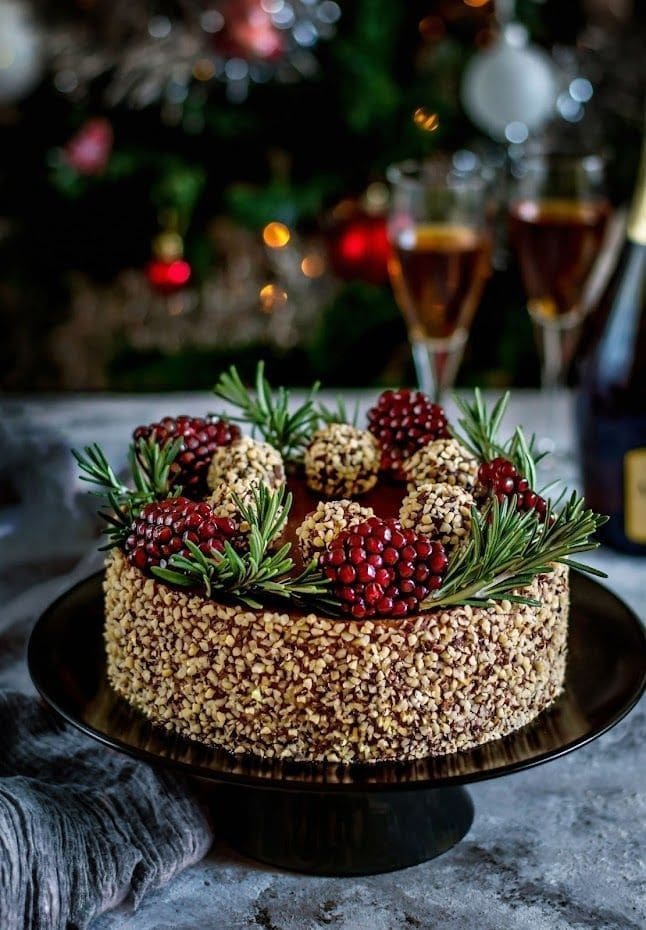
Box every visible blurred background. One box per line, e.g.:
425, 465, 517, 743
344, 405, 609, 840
0, 0, 644, 392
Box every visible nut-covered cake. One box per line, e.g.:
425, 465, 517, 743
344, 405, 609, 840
75, 363, 605, 763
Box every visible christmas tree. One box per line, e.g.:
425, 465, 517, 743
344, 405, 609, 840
0, 0, 643, 390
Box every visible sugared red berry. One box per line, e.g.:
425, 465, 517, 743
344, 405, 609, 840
125, 497, 236, 573
477, 457, 549, 520
133, 415, 240, 498
320, 516, 447, 620
367, 389, 450, 481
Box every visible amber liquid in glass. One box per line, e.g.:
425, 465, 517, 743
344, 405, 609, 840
508, 198, 610, 321
388, 224, 489, 341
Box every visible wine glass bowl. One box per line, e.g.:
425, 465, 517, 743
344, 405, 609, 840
387, 160, 491, 399
508, 152, 611, 387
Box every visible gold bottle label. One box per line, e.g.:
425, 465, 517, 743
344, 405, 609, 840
624, 449, 646, 543
626, 136, 646, 246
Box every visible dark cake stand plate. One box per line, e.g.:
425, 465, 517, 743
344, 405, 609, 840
28, 572, 645, 876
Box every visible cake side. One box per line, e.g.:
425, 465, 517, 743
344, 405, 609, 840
104, 548, 569, 763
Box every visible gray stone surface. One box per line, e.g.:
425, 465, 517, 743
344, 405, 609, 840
1, 390, 644, 930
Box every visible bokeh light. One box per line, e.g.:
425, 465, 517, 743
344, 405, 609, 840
259, 283, 288, 311
419, 16, 445, 42
364, 181, 389, 212
413, 108, 439, 132
557, 92, 584, 122
569, 77, 593, 103
193, 59, 215, 81
263, 221, 291, 248
504, 121, 529, 144
301, 254, 326, 277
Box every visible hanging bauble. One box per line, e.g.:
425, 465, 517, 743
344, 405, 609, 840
0, 1, 43, 104
63, 118, 113, 176
146, 259, 192, 294
326, 201, 390, 286
461, 23, 559, 142
217, 0, 284, 61
146, 231, 192, 294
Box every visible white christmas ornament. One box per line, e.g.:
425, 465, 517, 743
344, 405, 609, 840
0, 1, 43, 104
461, 23, 558, 142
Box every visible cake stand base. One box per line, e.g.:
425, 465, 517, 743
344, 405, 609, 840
201, 781, 474, 876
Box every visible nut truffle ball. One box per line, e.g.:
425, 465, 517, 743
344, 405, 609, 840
296, 499, 375, 564
206, 436, 285, 492
403, 438, 478, 492
399, 482, 475, 551
304, 423, 380, 498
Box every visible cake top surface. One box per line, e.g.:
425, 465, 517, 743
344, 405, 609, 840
75, 361, 607, 620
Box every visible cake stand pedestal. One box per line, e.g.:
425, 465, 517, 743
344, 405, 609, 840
205, 781, 473, 875
28, 572, 645, 877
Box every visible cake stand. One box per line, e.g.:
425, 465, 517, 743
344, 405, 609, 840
28, 571, 645, 876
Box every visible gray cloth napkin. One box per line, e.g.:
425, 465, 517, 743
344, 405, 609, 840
0, 551, 214, 930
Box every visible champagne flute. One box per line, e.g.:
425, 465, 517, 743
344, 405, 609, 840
386, 160, 491, 401
508, 152, 610, 391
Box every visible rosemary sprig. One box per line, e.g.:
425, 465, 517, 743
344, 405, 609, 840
423, 494, 608, 611
152, 483, 339, 613
212, 362, 320, 462
453, 388, 548, 485
453, 388, 509, 462
72, 437, 182, 548
318, 395, 360, 427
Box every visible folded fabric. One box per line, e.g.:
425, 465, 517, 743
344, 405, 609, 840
0, 546, 213, 930
0, 691, 213, 930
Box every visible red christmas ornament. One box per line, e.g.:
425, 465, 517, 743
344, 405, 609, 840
217, 0, 284, 61
326, 203, 391, 285
63, 118, 113, 176
146, 258, 192, 294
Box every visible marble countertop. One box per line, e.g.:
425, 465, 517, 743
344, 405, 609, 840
1, 389, 644, 930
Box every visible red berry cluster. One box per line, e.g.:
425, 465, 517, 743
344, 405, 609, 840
133, 415, 240, 498
367, 389, 450, 480
125, 497, 236, 572
477, 457, 548, 520
320, 516, 448, 620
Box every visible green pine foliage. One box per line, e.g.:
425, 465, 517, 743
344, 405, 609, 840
75, 378, 607, 615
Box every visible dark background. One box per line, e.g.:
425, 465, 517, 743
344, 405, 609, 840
0, 0, 644, 391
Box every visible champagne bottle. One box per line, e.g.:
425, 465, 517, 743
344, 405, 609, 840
578, 142, 646, 554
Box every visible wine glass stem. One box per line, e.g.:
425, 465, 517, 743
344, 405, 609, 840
540, 322, 566, 394
412, 334, 467, 402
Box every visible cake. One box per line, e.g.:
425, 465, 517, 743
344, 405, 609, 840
75, 364, 605, 764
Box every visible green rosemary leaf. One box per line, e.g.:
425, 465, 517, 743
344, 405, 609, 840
132, 436, 183, 497
489, 391, 509, 438
318, 395, 359, 427
129, 444, 148, 494
500, 593, 542, 606
183, 539, 217, 570
153, 483, 337, 611
561, 558, 607, 577
508, 427, 537, 489
99, 508, 124, 526
247, 527, 263, 567
74, 437, 183, 553
236, 593, 265, 610
256, 361, 271, 418
152, 567, 198, 588
424, 491, 606, 612
453, 389, 510, 462
454, 389, 554, 495
73, 444, 127, 493
212, 362, 320, 461
223, 540, 248, 578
